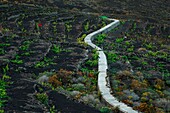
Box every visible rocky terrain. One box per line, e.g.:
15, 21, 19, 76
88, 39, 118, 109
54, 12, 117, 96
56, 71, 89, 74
0, 0, 169, 113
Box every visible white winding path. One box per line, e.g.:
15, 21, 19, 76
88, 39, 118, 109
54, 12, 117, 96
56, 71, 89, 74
84, 18, 139, 113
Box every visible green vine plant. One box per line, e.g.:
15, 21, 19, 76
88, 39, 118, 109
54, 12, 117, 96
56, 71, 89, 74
84, 21, 89, 31
11, 54, 23, 64
52, 45, 62, 54
85, 49, 99, 67
96, 33, 107, 44
34, 57, 56, 68
65, 22, 72, 32
0, 65, 11, 113
77, 34, 88, 46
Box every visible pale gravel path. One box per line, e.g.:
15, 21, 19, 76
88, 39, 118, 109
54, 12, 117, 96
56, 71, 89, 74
84, 18, 139, 113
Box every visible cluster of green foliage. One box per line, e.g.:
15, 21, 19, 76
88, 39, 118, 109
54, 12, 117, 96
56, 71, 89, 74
19, 41, 32, 51
11, 54, 23, 64
35, 93, 48, 105
100, 107, 111, 113
52, 21, 57, 34
107, 52, 119, 63
34, 57, 56, 68
96, 33, 107, 44
35, 92, 57, 113
0, 43, 10, 47
0, 65, 11, 112
65, 22, 72, 32
52, 45, 62, 54
0, 48, 5, 55
84, 21, 89, 31
77, 34, 87, 46
86, 49, 99, 67
116, 37, 124, 43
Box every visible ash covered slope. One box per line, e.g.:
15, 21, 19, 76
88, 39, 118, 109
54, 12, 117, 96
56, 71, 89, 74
1, 0, 169, 25
0, 1, 102, 113
64, 0, 169, 25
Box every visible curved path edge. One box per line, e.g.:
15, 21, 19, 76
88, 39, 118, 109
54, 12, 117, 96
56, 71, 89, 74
84, 18, 139, 113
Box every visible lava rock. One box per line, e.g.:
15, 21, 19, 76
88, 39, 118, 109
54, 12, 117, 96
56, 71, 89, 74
70, 91, 81, 97
37, 75, 49, 83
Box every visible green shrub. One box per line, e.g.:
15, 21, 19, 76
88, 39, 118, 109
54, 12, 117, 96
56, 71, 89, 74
100, 107, 111, 113
116, 38, 124, 43
0, 110, 4, 113
36, 93, 48, 105
96, 34, 107, 44
52, 45, 62, 54
107, 52, 119, 62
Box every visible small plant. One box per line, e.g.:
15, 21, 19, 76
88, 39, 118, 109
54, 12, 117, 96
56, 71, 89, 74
148, 51, 157, 57
52, 45, 62, 54
50, 105, 57, 113
131, 22, 137, 31
35, 93, 48, 105
52, 22, 57, 34
96, 34, 107, 44
101, 21, 107, 27
81, 67, 89, 73
0, 48, 5, 55
100, 107, 111, 113
2, 28, 9, 33
127, 45, 134, 52
17, 20, 23, 26
92, 52, 99, 60
36, 22, 42, 32
134, 103, 157, 113
120, 20, 125, 25
142, 61, 148, 65
157, 51, 168, 59
21, 52, 30, 56
0, 79, 8, 108
122, 99, 133, 106
57, 69, 73, 84
84, 21, 89, 31
77, 34, 87, 45
125, 41, 130, 46
0, 65, 10, 111
48, 75, 62, 87
11, 55, 23, 64
154, 78, 165, 90
131, 79, 148, 90
116, 37, 124, 43
19, 41, 31, 51
107, 52, 119, 62
85, 49, 99, 67
65, 22, 72, 32
21, 28, 27, 33
34, 57, 56, 68
145, 43, 153, 50
0, 43, 10, 47
122, 55, 128, 61
0, 110, 4, 113
86, 59, 98, 67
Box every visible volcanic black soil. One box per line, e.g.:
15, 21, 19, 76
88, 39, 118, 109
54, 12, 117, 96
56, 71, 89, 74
0, 0, 169, 113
